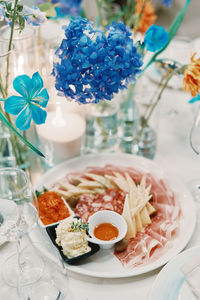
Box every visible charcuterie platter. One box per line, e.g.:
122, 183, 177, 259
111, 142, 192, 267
30, 154, 196, 278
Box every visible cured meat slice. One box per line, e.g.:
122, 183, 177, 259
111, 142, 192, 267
74, 189, 126, 223
115, 232, 161, 268
147, 216, 178, 239
145, 227, 168, 246
154, 202, 181, 220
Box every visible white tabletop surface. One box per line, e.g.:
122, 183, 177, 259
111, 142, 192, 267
1, 81, 200, 300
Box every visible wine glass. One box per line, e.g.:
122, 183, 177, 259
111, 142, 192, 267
0, 167, 44, 287
189, 110, 200, 201
18, 242, 72, 300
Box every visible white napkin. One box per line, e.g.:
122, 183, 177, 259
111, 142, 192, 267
181, 252, 200, 299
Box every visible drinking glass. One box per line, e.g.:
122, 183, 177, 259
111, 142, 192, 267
0, 167, 44, 287
19, 242, 71, 300
189, 110, 200, 201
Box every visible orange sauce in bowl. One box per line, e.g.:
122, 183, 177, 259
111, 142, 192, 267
94, 223, 119, 241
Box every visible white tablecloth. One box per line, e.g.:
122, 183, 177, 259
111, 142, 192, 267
1, 85, 200, 300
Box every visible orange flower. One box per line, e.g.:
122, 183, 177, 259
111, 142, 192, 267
183, 53, 200, 97
135, 0, 157, 34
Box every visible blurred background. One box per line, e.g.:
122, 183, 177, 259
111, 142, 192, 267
83, 0, 200, 38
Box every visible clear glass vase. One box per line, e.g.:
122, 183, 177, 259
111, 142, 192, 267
0, 121, 16, 167
0, 26, 37, 79
131, 123, 157, 159
0, 39, 30, 169
119, 79, 158, 159
84, 99, 119, 153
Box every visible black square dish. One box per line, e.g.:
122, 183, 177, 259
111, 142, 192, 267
46, 223, 100, 265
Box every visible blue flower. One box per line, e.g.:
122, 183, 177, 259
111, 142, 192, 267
189, 94, 200, 103
53, 0, 82, 17
36, 0, 82, 17
144, 25, 169, 52
23, 6, 46, 26
4, 72, 49, 131
158, 0, 173, 7
52, 18, 143, 104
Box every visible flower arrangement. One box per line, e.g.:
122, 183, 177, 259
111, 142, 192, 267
52, 17, 143, 104
0, 0, 195, 165
0, 0, 49, 166
49, 0, 191, 156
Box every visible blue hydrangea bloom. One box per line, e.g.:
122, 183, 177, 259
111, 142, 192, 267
23, 6, 46, 26
52, 0, 82, 17
189, 94, 200, 103
144, 25, 169, 52
52, 17, 143, 104
4, 72, 49, 131
158, 0, 173, 7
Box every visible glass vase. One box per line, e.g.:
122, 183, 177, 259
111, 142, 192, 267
119, 78, 158, 159
0, 40, 30, 170
0, 121, 16, 167
84, 99, 119, 153
131, 123, 157, 159
0, 26, 37, 79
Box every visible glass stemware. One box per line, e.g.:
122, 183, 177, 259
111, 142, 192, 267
0, 167, 44, 287
19, 242, 71, 300
189, 110, 200, 201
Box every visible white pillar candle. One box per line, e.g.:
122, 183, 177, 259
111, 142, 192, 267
37, 107, 86, 166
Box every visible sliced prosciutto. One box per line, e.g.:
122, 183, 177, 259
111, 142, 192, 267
115, 232, 162, 268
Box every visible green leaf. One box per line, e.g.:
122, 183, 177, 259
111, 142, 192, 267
18, 15, 25, 29
0, 111, 45, 158
38, 2, 53, 12
6, 2, 12, 12
144, 0, 191, 71
35, 187, 48, 197
38, 2, 56, 17
17, 4, 23, 12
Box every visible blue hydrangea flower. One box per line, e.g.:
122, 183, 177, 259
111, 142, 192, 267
189, 94, 200, 103
144, 25, 169, 52
4, 72, 49, 131
35, 0, 82, 17
23, 6, 46, 26
158, 0, 173, 7
53, 0, 82, 17
52, 17, 143, 104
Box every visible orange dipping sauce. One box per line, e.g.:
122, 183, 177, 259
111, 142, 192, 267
94, 223, 119, 241
37, 191, 70, 226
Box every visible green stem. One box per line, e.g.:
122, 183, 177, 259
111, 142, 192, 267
5, 0, 18, 94
124, 83, 135, 114
0, 72, 7, 98
95, 0, 103, 28
137, 67, 184, 141
1, 0, 26, 167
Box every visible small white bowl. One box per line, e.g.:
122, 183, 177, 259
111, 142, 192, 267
88, 210, 127, 250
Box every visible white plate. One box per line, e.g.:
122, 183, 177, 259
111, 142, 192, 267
30, 154, 196, 278
149, 246, 200, 300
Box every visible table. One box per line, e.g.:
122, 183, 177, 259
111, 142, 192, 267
0, 84, 200, 300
